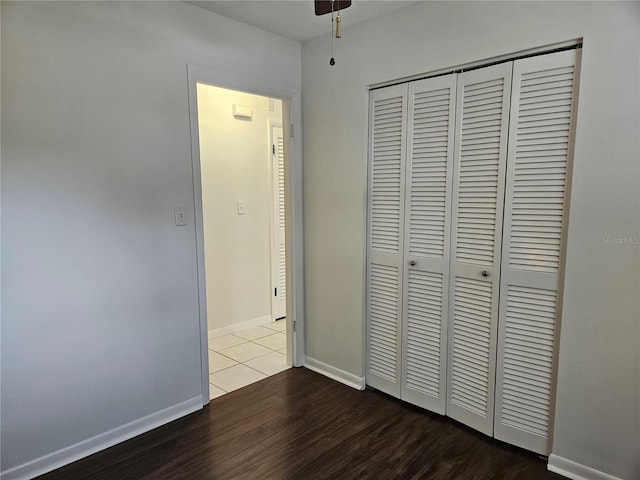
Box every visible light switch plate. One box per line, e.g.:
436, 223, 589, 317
237, 201, 245, 215
174, 206, 188, 226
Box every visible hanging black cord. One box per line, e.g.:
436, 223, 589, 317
329, 0, 335, 65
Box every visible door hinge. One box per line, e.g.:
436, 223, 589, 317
289, 124, 294, 137
272, 144, 275, 154
293, 320, 296, 332
274, 287, 277, 297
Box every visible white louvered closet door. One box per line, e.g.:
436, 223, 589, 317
494, 50, 580, 454
366, 84, 408, 397
400, 75, 456, 413
446, 63, 513, 435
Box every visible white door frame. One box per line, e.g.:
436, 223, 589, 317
186, 65, 305, 406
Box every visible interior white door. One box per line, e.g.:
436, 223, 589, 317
494, 49, 580, 454
400, 74, 457, 413
366, 84, 408, 397
271, 125, 286, 321
446, 63, 513, 435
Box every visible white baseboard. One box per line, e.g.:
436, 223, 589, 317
304, 356, 365, 391
1, 396, 202, 480
208, 315, 273, 340
548, 454, 624, 480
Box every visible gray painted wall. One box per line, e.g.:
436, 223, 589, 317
302, 2, 639, 478
2, 0, 639, 478
1, 1, 300, 474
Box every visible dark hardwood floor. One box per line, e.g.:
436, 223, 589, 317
38, 368, 563, 480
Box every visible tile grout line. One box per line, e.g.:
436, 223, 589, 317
211, 337, 285, 356
208, 349, 288, 387
209, 382, 228, 393
209, 347, 286, 375
211, 342, 275, 363
240, 362, 271, 378
211, 349, 243, 364
208, 321, 288, 398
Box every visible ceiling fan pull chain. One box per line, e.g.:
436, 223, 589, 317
330, 0, 335, 65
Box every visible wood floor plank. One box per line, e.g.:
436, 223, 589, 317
37, 368, 563, 480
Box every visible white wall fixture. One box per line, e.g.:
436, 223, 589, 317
174, 206, 189, 226
232, 104, 253, 119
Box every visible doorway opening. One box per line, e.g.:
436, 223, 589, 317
195, 83, 290, 399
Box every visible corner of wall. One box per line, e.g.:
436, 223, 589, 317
0, 397, 202, 480
304, 357, 365, 391
548, 454, 626, 480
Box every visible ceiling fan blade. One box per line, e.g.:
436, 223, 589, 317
314, 0, 352, 16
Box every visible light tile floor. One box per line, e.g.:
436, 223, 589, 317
208, 319, 288, 399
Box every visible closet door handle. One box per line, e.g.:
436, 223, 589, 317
409, 260, 417, 266
481, 270, 489, 277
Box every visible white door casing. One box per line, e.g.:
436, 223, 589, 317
270, 125, 286, 321
400, 74, 457, 414
187, 65, 304, 405
366, 83, 409, 397
446, 62, 513, 435
494, 49, 580, 454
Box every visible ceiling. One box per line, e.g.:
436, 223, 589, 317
186, 1, 419, 42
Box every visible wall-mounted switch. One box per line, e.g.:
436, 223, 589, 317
237, 201, 245, 215
174, 206, 188, 226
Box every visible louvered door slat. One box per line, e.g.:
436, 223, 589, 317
404, 270, 444, 399
371, 95, 404, 253
447, 63, 512, 435
369, 264, 401, 381
277, 136, 286, 303
401, 74, 456, 413
495, 49, 579, 455
270, 126, 286, 321
367, 84, 408, 397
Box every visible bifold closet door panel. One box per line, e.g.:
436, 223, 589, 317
366, 84, 409, 397
400, 75, 456, 413
446, 63, 513, 435
494, 49, 580, 455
